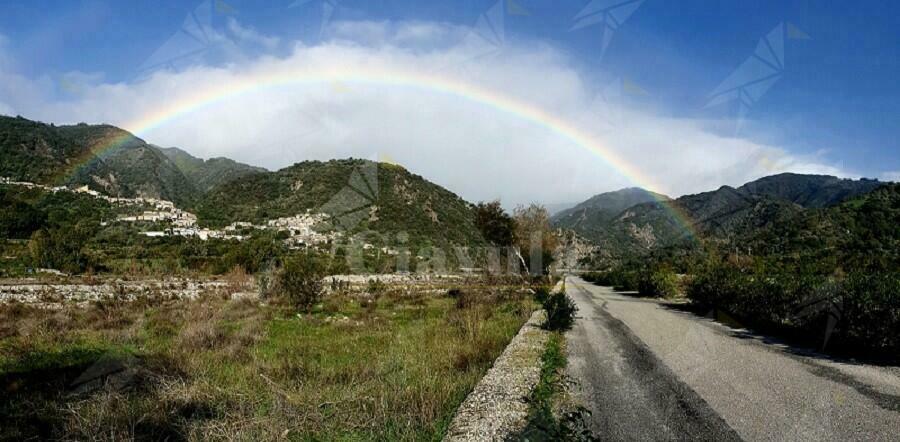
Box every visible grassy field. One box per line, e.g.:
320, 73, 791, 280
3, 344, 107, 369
0, 278, 534, 441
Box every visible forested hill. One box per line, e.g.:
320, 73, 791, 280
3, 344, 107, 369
565, 173, 888, 265
196, 159, 487, 248
157, 146, 266, 193
551, 187, 668, 237
0, 116, 488, 248
737, 173, 883, 208
0, 116, 266, 207
0, 116, 196, 206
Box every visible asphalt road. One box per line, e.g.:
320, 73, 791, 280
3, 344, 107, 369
564, 276, 900, 441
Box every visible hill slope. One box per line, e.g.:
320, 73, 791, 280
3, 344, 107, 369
197, 159, 486, 247
551, 187, 667, 240
158, 146, 266, 193
744, 182, 900, 270
0, 116, 199, 206
0, 116, 487, 248
573, 174, 887, 265
737, 173, 882, 208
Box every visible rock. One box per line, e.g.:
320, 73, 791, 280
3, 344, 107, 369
69, 356, 143, 396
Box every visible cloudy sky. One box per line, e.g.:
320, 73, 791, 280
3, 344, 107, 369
1, 0, 898, 206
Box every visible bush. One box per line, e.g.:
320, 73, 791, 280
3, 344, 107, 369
685, 255, 900, 358
543, 291, 577, 331
276, 254, 325, 312
367, 279, 387, 295
533, 286, 550, 304
638, 267, 680, 298
583, 267, 639, 291
838, 272, 900, 354
28, 226, 94, 274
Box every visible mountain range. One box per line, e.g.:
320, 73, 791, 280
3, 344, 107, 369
0, 115, 264, 207
0, 115, 485, 247
557, 173, 885, 265
552, 187, 668, 237
1, 114, 891, 257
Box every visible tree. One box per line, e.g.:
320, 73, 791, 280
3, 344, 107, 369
473, 200, 515, 246
28, 226, 91, 274
0, 200, 45, 239
277, 254, 326, 312
513, 204, 557, 275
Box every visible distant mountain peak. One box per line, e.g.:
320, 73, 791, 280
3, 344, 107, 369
157, 145, 266, 193
737, 173, 882, 208
552, 186, 669, 234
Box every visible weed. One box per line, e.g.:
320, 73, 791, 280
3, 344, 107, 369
543, 291, 577, 332
520, 333, 596, 441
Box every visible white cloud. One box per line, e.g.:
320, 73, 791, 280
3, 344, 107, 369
880, 171, 900, 182
328, 20, 466, 48
0, 21, 856, 206
226, 18, 280, 50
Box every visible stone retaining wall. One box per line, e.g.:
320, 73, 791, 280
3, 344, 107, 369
443, 309, 549, 441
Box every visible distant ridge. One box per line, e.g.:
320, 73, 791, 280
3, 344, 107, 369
0, 115, 488, 247
158, 146, 266, 193
561, 173, 887, 265
551, 187, 668, 238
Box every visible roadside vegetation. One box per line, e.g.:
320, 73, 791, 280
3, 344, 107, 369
582, 184, 900, 361
519, 333, 594, 441
0, 276, 535, 440
541, 288, 578, 332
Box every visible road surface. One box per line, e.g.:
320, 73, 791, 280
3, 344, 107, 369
564, 276, 900, 441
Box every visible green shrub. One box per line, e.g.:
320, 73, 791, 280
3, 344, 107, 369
638, 267, 680, 298
583, 267, 639, 291
533, 286, 550, 304
839, 272, 900, 353
685, 255, 900, 357
276, 254, 325, 312
367, 279, 387, 295
543, 291, 577, 331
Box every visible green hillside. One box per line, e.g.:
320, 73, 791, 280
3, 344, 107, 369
158, 146, 266, 193
738, 173, 882, 208
551, 187, 667, 240
197, 158, 486, 248
0, 116, 198, 206
0, 116, 487, 251
572, 174, 887, 266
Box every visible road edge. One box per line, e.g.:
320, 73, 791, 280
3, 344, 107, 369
443, 309, 550, 441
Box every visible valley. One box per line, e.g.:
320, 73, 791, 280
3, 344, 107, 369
1, 115, 898, 441
3, 3, 899, 439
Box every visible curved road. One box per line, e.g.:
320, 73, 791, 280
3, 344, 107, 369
564, 276, 900, 441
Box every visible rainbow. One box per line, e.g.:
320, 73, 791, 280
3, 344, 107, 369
67, 67, 699, 239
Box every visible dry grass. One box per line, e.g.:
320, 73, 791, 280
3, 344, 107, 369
0, 278, 534, 441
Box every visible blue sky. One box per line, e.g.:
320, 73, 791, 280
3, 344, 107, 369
1, 0, 898, 203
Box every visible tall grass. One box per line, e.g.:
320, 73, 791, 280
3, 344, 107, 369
0, 281, 533, 440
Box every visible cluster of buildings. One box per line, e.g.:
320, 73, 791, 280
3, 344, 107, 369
1, 178, 337, 247
265, 213, 332, 245
1, 177, 70, 193
139, 212, 336, 246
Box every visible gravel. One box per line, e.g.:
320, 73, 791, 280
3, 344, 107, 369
443, 310, 549, 441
